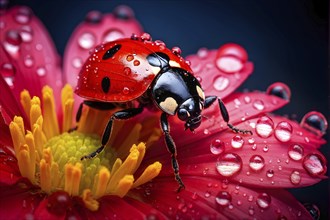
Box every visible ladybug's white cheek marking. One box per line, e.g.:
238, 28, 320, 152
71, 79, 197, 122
169, 60, 181, 68
160, 97, 178, 115
150, 66, 161, 75
196, 85, 205, 101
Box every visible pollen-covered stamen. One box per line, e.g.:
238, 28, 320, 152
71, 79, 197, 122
9, 84, 162, 211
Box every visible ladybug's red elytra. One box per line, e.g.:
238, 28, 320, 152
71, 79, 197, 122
75, 34, 252, 192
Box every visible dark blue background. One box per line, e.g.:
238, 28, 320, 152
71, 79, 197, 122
8, 0, 330, 219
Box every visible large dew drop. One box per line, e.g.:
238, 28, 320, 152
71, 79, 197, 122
300, 111, 327, 137
249, 155, 265, 172
103, 29, 124, 42
78, 32, 96, 50
266, 82, 291, 101
231, 135, 244, 149
215, 191, 232, 207
274, 121, 292, 142
288, 144, 304, 161
216, 153, 242, 177
255, 115, 274, 138
256, 193, 271, 209
303, 154, 327, 177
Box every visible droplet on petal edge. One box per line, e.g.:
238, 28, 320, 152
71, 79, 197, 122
302, 153, 327, 177
266, 82, 291, 101
300, 111, 327, 137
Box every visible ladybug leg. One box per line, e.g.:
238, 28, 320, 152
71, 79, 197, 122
81, 107, 144, 160
160, 112, 185, 192
205, 96, 253, 135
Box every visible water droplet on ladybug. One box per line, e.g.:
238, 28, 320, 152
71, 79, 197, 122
255, 115, 274, 138
274, 121, 292, 142
85, 10, 102, 23
213, 75, 229, 91
252, 99, 265, 111
14, 6, 32, 24
210, 139, 225, 155
215, 191, 232, 207
197, 48, 208, 59
256, 193, 271, 209
172, 46, 181, 56
24, 55, 34, 67
266, 82, 291, 101
133, 60, 140, 66
216, 153, 242, 177
103, 29, 124, 43
123, 67, 131, 75
78, 32, 96, 49
288, 144, 304, 161
154, 40, 166, 49
290, 170, 301, 185
113, 5, 134, 20
1, 63, 16, 88
19, 25, 33, 43
36, 66, 46, 77
122, 87, 130, 94
141, 33, 151, 41
231, 135, 244, 149
303, 153, 326, 177
249, 155, 265, 172
300, 111, 327, 137
126, 55, 134, 62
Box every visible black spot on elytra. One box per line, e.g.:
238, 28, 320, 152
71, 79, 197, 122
102, 44, 121, 60
147, 52, 169, 69
101, 77, 110, 93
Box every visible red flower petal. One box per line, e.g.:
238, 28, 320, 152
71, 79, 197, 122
186, 44, 253, 99
0, 6, 63, 100
133, 176, 312, 219
0, 145, 21, 186
0, 107, 13, 147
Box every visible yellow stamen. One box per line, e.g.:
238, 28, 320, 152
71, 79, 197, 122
61, 84, 74, 132
30, 97, 41, 129
32, 117, 46, 158
9, 117, 25, 154
40, 158, 51, 193
82, 189, 99, 211
93, 166, 110, 198
17, 144, 35, 182
20, 90, 31, 119
130, 143, 146, 174
42, 86, 59, 139
113, 175, 134, 198
133, 162, 162, 188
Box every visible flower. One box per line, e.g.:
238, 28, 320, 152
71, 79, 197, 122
0, 3, 328, 220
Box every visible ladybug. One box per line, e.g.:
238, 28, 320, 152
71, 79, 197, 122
75, 34, 252, 191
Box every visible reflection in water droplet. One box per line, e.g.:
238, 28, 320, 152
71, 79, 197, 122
303, 203, 320, 220
103, 29, 124, 42
303, 154, 326, 177
36, 66, 46, 76
216, 153, 242, 177
266, 169, 274, 178
133, 60, 140, 66
215, 191, 232, 207
210, 139, 225, 155
231, 135, 244, 149
78, 32, 96, 49
266, 82, 291, 100
253, 99, 265, 111
288, 144, 304, 161
216, 55, 243, 73
300, 111, 328, 137
256, 193, 271, 209
249, 155, 265, 172
122, 87, 130, 95
274, 121, 292, 142
213, 75, 229, 91
290, 170, 301, 185
255, 115, 274, 138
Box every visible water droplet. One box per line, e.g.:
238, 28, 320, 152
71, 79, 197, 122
255, 115, 274, 138
126, 54, 134, 62
216, 153, 242, 177
248, 138, 255, 144
140, 32, 151, 41
14, 6, 32, 24
103, 29, 124, 42
36, 66, 46, 76
274, 121, 292, 142
123, 67, 131, 75
253, 99, 265, 111
4, 30, 22, 56
133, 60, 140, 66
172, 47, 181, 56
47, 191, 71, 215
216, 55, 243, 73
19, 26, 33, 43
204, 191, 211, 198
248, 206, 255, 216
85, 10, 102, 23
266, 169, 274, 178
24, 55, 34, 67
266, 82, 291, 100
303, 153, 326, 176
197, 48, 208, 59
122, 87, 130, 95
1, 63, 16, 88
290, 170, 301, 185
215, 191, 232, 207
256, 193, 271, 209
72, 57, 83, 69
213, 75, 229, 91
300, 111, 327, 137
113, 5, 134, 20
210, 139, 225, 155
303, 203, 320, 220
231, 135, 244, 149
249, 155, 265, 172
288, 144, 304, 161
244, 96, 251, 104
78, 32, 96, 49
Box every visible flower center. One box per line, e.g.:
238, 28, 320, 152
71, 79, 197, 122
9, 84, 162, 211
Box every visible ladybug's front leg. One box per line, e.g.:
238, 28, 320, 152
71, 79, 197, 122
81, 107, 144, 160
205, 96, 253, 135
160, 112, 185, 192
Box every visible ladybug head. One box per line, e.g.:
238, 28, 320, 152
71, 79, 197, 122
177, 97, 203, 131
